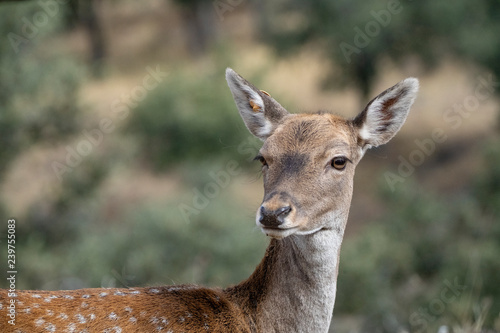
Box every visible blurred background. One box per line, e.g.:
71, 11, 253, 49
0, 0, 499, 332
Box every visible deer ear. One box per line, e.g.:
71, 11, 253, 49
226, 68, 289, 140
353, 78, 419, 150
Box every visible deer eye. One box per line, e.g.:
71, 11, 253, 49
331, 156, 347, 170
254, 155, 268, 167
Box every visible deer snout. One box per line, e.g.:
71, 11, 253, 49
259, 205, 292, 227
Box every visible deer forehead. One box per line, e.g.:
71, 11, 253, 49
262, 114, 357, 159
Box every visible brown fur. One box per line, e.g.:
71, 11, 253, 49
1, 287, 250, 332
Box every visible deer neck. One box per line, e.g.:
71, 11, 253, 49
225, 225, 345, 333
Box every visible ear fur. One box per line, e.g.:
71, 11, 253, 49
353, 78, 419, 150
226, 68, 289, 140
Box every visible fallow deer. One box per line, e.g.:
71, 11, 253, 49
0, 68, 418, 332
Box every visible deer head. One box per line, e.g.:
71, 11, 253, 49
226, 68, 419, 240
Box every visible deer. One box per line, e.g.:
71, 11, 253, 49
0, 68, 418, 333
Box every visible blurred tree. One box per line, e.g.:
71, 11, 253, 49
257, 0, 500, 105
64, 0, 106, 77
0, 2, 106, 246
125, 64, 259, 171
3, 0, 106, 77
0, 2, 80, 176
173, 0, 217, 56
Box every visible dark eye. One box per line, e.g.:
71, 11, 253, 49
254, 155, 268, 167
331, 156, 347, 170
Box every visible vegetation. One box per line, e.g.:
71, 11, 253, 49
125, 64, 261, 171
0, 2, 83, 177
17, 190, 266, 291
259, 0, 500, 105
337, 144, 500, 331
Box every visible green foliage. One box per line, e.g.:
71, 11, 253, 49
336, 138, 500, 332
475, 139, 500, 216
125, 65, 260, 171
259, 0, 500, 98
0, 2, 106, 262
16, 190, 266, 291
21, 157, 108, 247
0, 2, 84, 175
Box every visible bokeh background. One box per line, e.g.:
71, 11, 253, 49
0, 1, 499, 332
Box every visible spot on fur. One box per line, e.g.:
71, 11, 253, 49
45, 323, 56, 332
75, 314, 86, 324
66, 323, 76, 333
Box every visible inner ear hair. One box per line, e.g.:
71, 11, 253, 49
353, 77, 419, 149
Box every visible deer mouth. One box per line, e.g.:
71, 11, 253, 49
260, 226, 299, 239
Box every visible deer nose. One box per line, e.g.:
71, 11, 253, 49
259, 205, 292, 227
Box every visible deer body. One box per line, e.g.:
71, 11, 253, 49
0, 69, 419, 332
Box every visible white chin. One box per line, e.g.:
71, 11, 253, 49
261, 226, 324, 239
260, 227, 298, 239
294, 226, 323, 236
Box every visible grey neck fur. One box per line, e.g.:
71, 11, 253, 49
257, 229, 342, 333
225, 223, 345, 333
